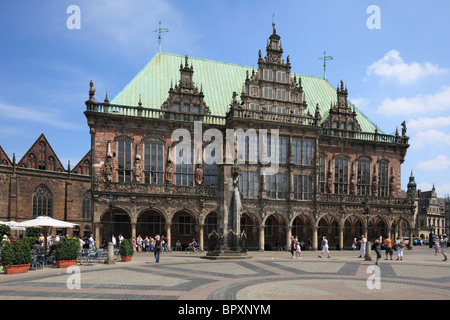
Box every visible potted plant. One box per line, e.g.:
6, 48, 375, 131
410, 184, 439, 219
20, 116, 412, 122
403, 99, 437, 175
1, 240, 32, 274
55, 238, 80, 268
119, 239, 134, 262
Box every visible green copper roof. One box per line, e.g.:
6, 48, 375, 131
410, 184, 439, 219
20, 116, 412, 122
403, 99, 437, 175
111, 52, 378, 133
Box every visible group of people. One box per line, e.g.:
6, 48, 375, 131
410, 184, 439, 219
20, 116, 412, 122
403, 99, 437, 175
126, 235, 169, 253
289, 236, 304, 259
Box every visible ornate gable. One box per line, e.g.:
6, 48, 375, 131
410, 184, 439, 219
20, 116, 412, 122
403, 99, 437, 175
239, 23, 309, 118
0, 146, 12, 166
17, 134, 65, 172
322, 80, 361, 132
162, 55, 211, 115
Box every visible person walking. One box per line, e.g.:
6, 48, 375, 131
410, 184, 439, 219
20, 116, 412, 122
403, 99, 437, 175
374, 236, 382, 265
434, 237, 440, 255
351, 238, 357, 251
154, 235, 163, 263
440, 234, 448, 261
290, 236, 296, 259
318, 236, 330, 258
384, 236, 394, 260
358, 235, 367, 258
295, 237, 302, 259
395, 237, 405, 261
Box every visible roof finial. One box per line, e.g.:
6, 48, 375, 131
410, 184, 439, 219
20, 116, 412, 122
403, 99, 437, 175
153, 21, 169, 53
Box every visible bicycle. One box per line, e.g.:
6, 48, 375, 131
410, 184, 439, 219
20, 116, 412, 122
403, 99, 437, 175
185, 244, 201, 254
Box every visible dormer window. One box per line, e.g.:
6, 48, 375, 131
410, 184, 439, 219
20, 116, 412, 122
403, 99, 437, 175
277, 89, 286, 101
192, 105, 200, 114
263, 69, 273, 81
276, 71, 286, 83
263, 87, 273, 99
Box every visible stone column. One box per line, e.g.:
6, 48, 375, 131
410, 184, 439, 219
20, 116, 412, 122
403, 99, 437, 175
339, 226, 344, 251
131, 222, 136, 240
259, 226, 265, 251
286, 226, 292, 251
312, 227, 318, 251
166, 222, 172, 250
199, 224, 204, 251
94, 223, 100, 249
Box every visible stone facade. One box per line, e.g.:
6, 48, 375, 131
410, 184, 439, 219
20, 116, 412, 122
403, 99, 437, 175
0, 24, 416, 251
84, 24, 415, 251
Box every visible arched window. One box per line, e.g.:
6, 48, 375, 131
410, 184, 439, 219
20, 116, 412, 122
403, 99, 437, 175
82, 192, 91, 219
33, 185, 52, 217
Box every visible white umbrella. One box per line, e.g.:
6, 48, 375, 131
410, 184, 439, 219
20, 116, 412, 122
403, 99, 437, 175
4, 221, 26, 231
17, 216, 78, 228
17, 216, 78, 252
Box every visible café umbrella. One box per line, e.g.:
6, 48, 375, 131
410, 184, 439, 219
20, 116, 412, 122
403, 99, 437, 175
0, 221, 26, 231
17, 216, 78, 252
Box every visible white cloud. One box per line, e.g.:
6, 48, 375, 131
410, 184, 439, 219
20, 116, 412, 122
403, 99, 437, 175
367, 50, 446, 85
417, 155, 450, 170
0, 102, 83, 131
408, 116, 450, 131
377, 86, 450, 116
411, 129, 450, 149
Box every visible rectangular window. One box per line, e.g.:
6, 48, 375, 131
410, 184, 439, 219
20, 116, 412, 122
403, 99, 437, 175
357, 161, 371, 196
277, 89, 286, 101
263, 87, 273, 99
279, 137, 287, 164
144, 143, 164, 185
118, 140, 132, 183
378, 162, 389, 197
175, 147, 194, 186
192, 105, 200, 114
318, 158, 326, 193
334, 159, 349, 194
293, 174, 313, 200
249, 103, 259, 111
239, 171, 260, 199
276, 71, 286, 83
292, 138, 314, 165
204, 149, 217, 188
265, 173, 287, 199
263, 69, 273, 81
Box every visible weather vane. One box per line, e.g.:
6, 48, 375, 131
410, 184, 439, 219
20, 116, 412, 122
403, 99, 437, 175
153, 21, 169, 53
318, 50, 333, 80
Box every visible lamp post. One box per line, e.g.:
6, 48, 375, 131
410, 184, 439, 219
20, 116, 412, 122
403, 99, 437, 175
363, 198, 372, 261
105, 194, 115, 264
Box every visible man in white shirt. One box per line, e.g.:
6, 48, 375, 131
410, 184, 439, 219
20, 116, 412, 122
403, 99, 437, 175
112, 235, 117, 248
359, 235, 367, 258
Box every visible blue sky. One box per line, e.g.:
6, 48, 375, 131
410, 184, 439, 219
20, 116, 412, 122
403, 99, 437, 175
0, 0, 449, 196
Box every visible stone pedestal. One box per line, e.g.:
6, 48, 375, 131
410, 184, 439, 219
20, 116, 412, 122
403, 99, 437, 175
203, 164, 251, 260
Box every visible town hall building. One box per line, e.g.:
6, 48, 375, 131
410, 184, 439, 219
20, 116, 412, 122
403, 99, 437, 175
0, 24, 416, 251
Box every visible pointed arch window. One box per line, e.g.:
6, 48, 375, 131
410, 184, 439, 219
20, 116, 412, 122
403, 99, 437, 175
33, 185, 52, 217
82, 192, 91, 219
378, 161, 389, 197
